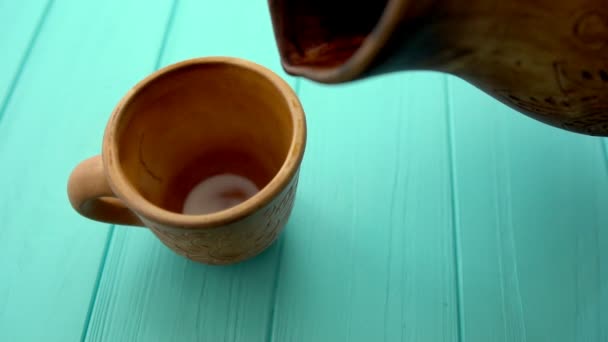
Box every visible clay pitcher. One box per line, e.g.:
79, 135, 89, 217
267, 0, 608, 136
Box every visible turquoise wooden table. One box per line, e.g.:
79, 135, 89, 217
1, 1, 607, 341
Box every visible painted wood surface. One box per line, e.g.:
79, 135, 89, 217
0, 0, 173, 340
0, 0, 50, 108
448, 76, 608, 342
1, 1, 607, 341
269, 73, 459, 342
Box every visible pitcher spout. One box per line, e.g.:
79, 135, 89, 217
267, 0, 433, 83
268, 0, 608, 136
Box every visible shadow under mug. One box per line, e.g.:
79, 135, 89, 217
67, 57, 306, 265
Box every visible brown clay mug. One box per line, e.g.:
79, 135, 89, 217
67, 57, 306, 265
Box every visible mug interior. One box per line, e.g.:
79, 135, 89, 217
111, 61, 294, 214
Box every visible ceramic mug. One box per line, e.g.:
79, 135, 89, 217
67, 57, 306, 265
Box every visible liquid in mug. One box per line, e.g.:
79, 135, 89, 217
182, 173, 259, 215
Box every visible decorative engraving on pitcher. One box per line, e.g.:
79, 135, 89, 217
207, 229, 250, 261
562, 111, 608, 134
494, 87, 608, 134
553, 60, 608, 95
573, 10, 608, 50
494, 90, 573, 119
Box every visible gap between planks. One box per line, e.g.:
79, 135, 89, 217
79, 0, 180, 340
0, 0, 55, 126
444, 75, 465, 342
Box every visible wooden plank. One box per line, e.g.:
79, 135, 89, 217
448, 76, 608, 342
85, 227, 285, 341
0, 0, 173, 340
84, 1, 295, 341
0, 0, 50, 107
270, 73, 459, 341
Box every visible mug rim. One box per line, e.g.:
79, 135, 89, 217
102, 56, 306, 229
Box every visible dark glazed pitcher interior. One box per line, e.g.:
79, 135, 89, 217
268, 0, 420, 83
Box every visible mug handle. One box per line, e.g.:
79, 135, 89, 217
67, 155, 144, 226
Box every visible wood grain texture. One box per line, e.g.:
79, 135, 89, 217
448, 76, 608, 342
84, 1, 295, 341
270, 73, 459, 342
0, 0, 50, 108
2, 1, 607, 341
0, 0, 173, 340
85, 228, 284, 341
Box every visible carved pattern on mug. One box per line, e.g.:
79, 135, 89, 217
207, 178, 299, 261
150, 229, 189, 255
153, 177, 299, 263
257, 177, 299, 249
493, 89, 608, 134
